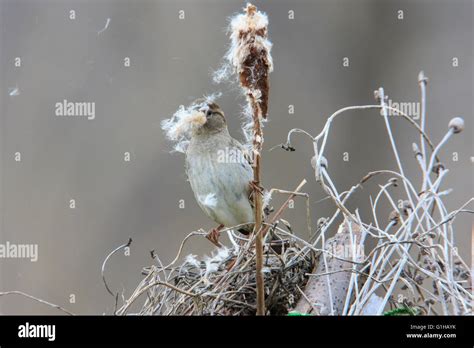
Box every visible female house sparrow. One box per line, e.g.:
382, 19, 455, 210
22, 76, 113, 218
185, 102, 256, 246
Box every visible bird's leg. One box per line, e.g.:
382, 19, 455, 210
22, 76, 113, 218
206, 224, 225, 248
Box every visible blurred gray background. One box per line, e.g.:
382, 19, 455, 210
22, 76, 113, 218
0, 0, 472, 314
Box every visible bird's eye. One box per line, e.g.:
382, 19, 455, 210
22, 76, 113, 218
206, 110, 212, 117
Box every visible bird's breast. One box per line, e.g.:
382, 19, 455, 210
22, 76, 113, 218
185, 140, 254, 228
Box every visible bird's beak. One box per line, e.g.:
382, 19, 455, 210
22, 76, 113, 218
200, 107, 210, 119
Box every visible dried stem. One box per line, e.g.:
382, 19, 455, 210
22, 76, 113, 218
0, 290, 74, 315
228, 3, 273, 315
253, 102, 265, 315
101, 237, 132, 313
260, 179, 307, 239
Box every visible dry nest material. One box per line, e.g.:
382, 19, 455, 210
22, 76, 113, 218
117, 231, 314, 316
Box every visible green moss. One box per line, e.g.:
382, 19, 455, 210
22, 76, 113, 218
383, 306, 419, 316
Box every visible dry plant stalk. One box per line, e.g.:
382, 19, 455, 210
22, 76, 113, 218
283, 72, 472, 315
226, 3, 273, 315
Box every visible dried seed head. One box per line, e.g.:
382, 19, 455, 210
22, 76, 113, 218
319, 156, 328, 169
281, 143, 296, 152
317, 217, 328, 229
373, 89, 381, 102
373, 89, 388, 103
226, 3, 273, 118
412, 143, 422, 157
424, 298, 435, 306
448, 117, 464, 134
401, 200, 412, 216
389, 210, 400, 225
412, 231, 419, 239
415, 274, 424, 285
431, 162, 445, 175
418, 71, 428, 85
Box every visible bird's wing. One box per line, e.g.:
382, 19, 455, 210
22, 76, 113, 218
228, 137, 270, 219
225, 137, 256, 234
229, 137, 253, 167
226, 136, 254, 199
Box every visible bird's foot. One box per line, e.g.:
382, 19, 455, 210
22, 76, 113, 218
249, 181, 264, 195
206, 224, 224, 248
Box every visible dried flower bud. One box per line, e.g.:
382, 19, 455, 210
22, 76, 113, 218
448, 117, 464, 134
388, 178, 398, 187
415, 274, 424, 285
319, 156, 328, 169
373, 89, 381, 102
412, 232, 419, 239
388, 210, 400, 225
418, 71, 428, 85
428, 231, 437, 239
401, 200, 412, 217
412, 143, 422, 157
431, 162, 445, 175
425, 298, 435, 306
373, 88, 388, 103
317, 217, 328, 229
281, 143, 295, 152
